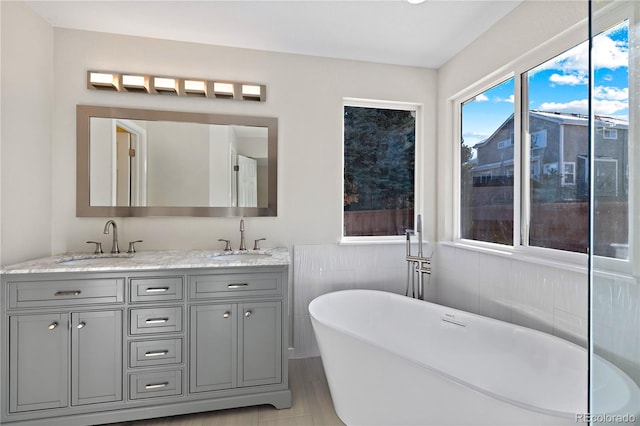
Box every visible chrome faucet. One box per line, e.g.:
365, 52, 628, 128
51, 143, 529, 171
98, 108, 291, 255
405, 214, 431, 299
239, 219, 247, 251
103, 220, 120, 254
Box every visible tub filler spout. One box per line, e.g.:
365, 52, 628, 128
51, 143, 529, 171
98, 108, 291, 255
405, 214, 431, 299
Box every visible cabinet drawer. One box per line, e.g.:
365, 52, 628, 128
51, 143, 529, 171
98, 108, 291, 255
130, 277, 183, 303
129, 338, 183, 368
189, 273, 282, 300
130, 307, 183, 335
8, 278, 124, 308
129, 370, 182, 400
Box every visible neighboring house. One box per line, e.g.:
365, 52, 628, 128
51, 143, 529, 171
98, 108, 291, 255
463, 111, 628, 254
470, 110, 629, 201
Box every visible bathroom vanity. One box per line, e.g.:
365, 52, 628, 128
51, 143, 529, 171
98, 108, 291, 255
0, 248, 291, 425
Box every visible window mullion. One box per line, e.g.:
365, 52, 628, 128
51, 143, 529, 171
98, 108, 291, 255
518, 71, 530, 249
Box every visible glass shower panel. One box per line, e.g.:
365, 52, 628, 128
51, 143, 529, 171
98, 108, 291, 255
590, 1, 639, 424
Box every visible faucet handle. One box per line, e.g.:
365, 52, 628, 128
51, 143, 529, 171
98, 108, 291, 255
218, 239, 232, 251
253, 238, 266, 250
86, 241, 104, 254
127, 240, 143, 254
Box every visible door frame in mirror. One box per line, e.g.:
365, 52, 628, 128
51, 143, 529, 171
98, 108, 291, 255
77, 105, 278, 217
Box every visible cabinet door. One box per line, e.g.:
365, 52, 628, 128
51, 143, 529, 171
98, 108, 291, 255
190, 304, 237, 393
9, 314, 68, 412
239, 301, 282, 387
71, 310, 123, 405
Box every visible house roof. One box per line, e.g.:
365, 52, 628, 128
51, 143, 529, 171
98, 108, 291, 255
473, 110, 628, 148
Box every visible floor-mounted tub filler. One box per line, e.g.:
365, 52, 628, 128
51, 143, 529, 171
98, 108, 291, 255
309, 289, 639, 426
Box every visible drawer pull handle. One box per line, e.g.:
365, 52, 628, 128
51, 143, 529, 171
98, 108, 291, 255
145, 382, 169, 390
227, 283, 249, 289
244, 310, 252, 318
55, 290, 81, 296
145, 318, 169, 324
77, 321, 86, 329
48, 321, 58, 330
223, 311, 231, 319
145, 350, 169, 357
145, 287, 170, 293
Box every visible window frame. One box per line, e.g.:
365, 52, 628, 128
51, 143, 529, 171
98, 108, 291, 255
341, 98, 423, 244
563, 162, 576, 186
451, 5, 634, 271
603, 128, 618, 140
449, 14, 600, 267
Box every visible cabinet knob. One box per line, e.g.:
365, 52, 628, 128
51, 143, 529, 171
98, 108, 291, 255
77, 321, 86, 329
223, 312, 231, 319
244, 310, 252, 318
48, 321, 58, 330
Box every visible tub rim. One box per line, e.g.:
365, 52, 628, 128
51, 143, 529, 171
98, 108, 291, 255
309, 289, 610, 419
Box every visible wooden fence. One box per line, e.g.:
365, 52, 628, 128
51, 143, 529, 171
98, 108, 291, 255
344, 209, 414, 236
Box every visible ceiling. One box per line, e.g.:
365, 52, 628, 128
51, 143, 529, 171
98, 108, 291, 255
25, 0, 522, 69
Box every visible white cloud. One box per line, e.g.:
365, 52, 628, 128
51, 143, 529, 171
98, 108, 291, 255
539, 97, 628, 116
592, 35, 628, 70
495, 95, 514, 103
531, 31, 627, 79
539, 100, 588, 115
549, 73, 588, 86
474, 93, 489, 102
594, 86, 628, 101
593, 99, 629, 115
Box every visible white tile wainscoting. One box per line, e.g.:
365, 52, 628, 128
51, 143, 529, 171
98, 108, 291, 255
293, 243, 436, 358
292, 243, 639, 387
435, 243, 588, 348
592, 271, 640, 386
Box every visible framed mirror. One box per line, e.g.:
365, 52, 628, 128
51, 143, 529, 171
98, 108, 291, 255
77, 105, 277, 217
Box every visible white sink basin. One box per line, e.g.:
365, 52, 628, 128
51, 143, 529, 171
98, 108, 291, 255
56, 255, 133, 266
209, 252, 272, 261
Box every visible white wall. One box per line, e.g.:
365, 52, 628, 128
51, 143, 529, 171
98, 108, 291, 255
0, 1, 53, 266
50, 28, 437, 255
146, 121, 210, 206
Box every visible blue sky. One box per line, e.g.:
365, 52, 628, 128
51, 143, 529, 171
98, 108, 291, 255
462, 20, 629, 149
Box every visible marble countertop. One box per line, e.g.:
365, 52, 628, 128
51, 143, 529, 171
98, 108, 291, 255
1, 247, 290, 274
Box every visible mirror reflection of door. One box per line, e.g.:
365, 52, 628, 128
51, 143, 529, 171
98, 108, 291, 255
116, 127, 132, 206
113, 120, 147, 207
237, 155, 258, 207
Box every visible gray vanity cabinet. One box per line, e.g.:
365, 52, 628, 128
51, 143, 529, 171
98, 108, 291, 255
239, 301, 282, 387
190, 304, 238, 392
8, 310, 122, 412
71, 310, 123, 405
190, 300, 282, 393
2, 262, 291, 425
9, 313, 69, 412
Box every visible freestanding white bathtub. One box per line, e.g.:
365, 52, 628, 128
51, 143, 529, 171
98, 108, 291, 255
309, 289, 640, 426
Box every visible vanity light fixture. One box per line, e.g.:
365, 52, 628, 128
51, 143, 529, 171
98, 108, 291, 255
153, 77, 178, 94
213, 82, 235, 99
242, 84, 262, 100
122, 74, 150, 93
184, 79, 207, 96
88, 72, 119, 90
87, 70, 266, 102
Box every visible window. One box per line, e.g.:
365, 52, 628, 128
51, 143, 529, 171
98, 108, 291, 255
563, 162, 576, 185
526, 44, 589, 252
343, 100, 418, 238
603, 128, 618, 139
460, 78, 515, 245
457, 19, 629, 259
